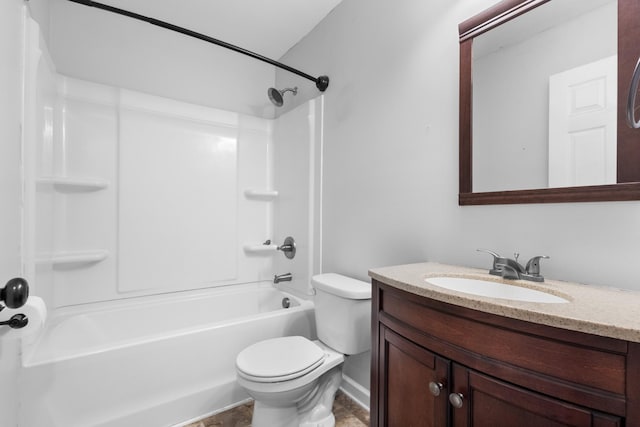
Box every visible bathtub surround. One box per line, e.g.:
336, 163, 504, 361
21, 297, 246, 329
30, 76, 278, 307
23, 28, 323, 306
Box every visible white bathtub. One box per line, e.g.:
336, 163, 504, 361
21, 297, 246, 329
19, 283, 316, 427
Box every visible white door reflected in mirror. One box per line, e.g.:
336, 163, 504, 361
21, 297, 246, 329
548, 55, 617, 187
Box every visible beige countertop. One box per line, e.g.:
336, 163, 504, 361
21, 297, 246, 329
369, 262, 640, 343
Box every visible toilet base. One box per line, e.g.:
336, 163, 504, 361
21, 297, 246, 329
252, 401, 299, 427
251, 365, 343, 427
299, 413, 335, 427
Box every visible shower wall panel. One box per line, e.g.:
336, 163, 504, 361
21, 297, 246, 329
48, 84, 119, 308
35, 77, 275, 308
118, 98, 238, 293
22, 14, 58, 307
273, 98, 324, 297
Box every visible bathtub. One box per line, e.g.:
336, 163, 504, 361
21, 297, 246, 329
19, 283, 316, 427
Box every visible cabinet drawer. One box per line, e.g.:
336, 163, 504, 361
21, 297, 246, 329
377, 283, 627, 414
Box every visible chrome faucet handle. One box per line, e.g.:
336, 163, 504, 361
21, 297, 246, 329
525, 255, 549, 276
277, 236, 296, 259
477, 248, 500, 258
477, 249, 503, 276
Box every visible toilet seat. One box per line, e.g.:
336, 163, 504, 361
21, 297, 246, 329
236, 336, 326, 383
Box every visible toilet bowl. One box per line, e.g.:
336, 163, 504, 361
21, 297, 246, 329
235, 273, 371, 427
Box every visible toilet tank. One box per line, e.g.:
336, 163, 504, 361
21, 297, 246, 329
311, 273, 371, 355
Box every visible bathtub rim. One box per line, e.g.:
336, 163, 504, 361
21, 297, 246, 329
23, 282, 313, 367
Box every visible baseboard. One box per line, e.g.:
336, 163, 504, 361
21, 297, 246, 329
340, 374, 370, 412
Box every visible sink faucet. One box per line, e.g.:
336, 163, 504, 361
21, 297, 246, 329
477, 249, 549, 282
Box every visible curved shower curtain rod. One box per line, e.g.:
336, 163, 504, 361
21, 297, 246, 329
66, 0, 330, 92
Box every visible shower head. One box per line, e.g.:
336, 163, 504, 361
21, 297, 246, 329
267, 87, 298, 107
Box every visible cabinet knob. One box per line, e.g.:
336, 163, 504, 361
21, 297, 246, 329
449, 392, 464, 409
428, 381, 443, 396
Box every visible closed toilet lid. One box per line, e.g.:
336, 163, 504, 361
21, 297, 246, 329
236, 336, 325, 382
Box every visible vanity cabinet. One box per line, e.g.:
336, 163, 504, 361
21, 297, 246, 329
371, 280, 640, 427
380, 326, 449, 426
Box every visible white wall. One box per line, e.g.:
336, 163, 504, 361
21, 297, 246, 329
48, 0, 277, 118
0, 2, 26, 424
277, 0, 640, 395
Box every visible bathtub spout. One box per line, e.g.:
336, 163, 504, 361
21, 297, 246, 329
274, 273, 293, 284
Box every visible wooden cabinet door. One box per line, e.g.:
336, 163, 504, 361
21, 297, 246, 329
379, 326, 450, 427
450, 364, 622, 427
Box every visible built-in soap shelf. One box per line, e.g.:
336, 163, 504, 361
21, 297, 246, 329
243, 244, 278, 255
37, 176, 109, 192
244, 189, 278, 200
36, 250, 109, 267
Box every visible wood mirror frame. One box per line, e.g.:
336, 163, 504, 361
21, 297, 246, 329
459, 0, 640, 205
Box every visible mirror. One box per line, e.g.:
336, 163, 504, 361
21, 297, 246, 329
474, 0, 617, 192
459, 0, 640, 205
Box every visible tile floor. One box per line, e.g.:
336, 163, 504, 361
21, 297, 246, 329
186, 390, 369, 427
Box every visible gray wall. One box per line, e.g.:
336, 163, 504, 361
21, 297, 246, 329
277, 0, 640, 393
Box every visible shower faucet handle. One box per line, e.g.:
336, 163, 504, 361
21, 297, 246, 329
277, 236, 297, 260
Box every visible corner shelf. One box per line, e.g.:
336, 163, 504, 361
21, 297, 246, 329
244, 189, 278, 200
243, 244, 278, 255
37, 176, 109, 192
36, 250, 109, 268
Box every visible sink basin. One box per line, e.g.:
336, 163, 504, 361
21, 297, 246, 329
425, 276, 569, 304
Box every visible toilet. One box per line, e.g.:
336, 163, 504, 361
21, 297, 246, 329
235, 273, 371, 427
